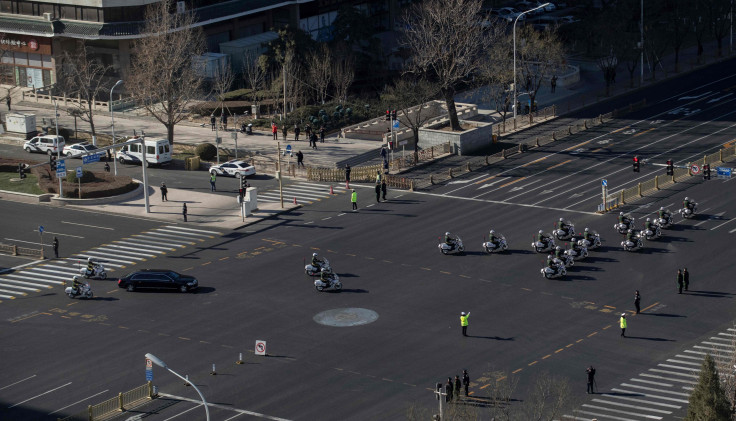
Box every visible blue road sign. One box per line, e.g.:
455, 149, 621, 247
82, 154, 100, 164
76, 167, 83, 178
393, 120, 400, 128
285, 145, 292, 154
601, 179, 607, 187
39, 226, 44, 233
57, 159, 66, 171
145, 369, 153, 381
716, 167, 732, 177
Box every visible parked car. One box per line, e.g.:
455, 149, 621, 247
492, 7, 525, 22
209, 160, 256, 178
116, 138, 172, 167
536, 1, 556, 12
23, 135, 65, 155
63, 143, 106, 159
516, 1, 543, 15
118, 269, 199, 293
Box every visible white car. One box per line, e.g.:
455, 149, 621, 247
495, 7, 525, 22
209, 160, 256, 178
536, 1, 556, 12
23, 135, 65, 155
63, 143, 106, 159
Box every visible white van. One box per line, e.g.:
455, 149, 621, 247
23, 135, 65, 155
116, 138, 172, 167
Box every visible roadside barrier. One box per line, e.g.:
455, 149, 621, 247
57, 382, 155, 421
0, 244, 43, 259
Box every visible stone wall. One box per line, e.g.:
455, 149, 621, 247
418, 120, 493, 156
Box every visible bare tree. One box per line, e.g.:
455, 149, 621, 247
517, 25, 565, 120
56, 44, 112, 138
212, 63, 235, 119
307, 44, 332, 105
520, 371, 575, 420
476, 18, 513, 121
127, 0, 205, 144
706, 0, 731, 57
242, 49, 265, 105
332, 54, 354, 104
282, 47, 305, 115
401, 0, 491, 131
664, 0, 690, 72
381, 76, 439, 162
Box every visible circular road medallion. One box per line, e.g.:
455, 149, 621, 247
313, 308, 379, 327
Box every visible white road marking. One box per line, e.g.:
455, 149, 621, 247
711, 218, 735, 230
679, 91, 711, 100
8, 382, 72, 408
61, 221, 114, 230
159, 392, 293, 421
163, 225, 221, 235
114, 241, 175, 251
47, 389, 109, 415
32, 230, 84, 238
410, 190, 600, 215
4, 238, 44, 246
694, 212, 724, 226
153, 228, 212, 238
0, 375, 36, 391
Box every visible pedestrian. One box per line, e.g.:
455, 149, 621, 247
272, 122, 278, 140
345, 164, 351, 188
106, 149, 112, 161
294, 124, 300, 141
319, 126, 325, 143
375, 170, 382, 184
586, 366, 596, 394
6, 94, 11, 110
104, 162, 110, 173
296, 150, 304, 167
210, 114, 216, 131
620, 313, 627, 337
380, 146, 387, 161
282, 125, 288, 141
460, 311, 470, 336
310, 133, 318, 149
676, 269, 683, 294
445, 378, 453, 403
462, 370, 470, 396
52, 236, 59, 258
182, 203, 188, 222
683, 268, 689, 291
454, 375, 461, 398
375, 183, 381, 202
381, 179, 387, 201
634, 290, 641, 314
221, 113, 228, 131
160, 182, 168, 201
209, 172, 216, 191
351, 189, 357, 211
551, 75, 557, 93
305, 123, 312, 140
383, 158, 389, 174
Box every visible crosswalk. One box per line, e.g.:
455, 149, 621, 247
564, 328, 736, 420
0, 225, 221, 302
258, 181, 342, 204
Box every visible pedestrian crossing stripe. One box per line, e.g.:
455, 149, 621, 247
258, 182, 340, 204
0, 225, 221, 302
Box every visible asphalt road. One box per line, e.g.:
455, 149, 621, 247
1, 62, 736, 420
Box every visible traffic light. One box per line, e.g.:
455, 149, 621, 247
633, 156, 640, 172
385, 110, 390, 121
666, 160, 673, 176
18, 163, 25, 179
49, 155, 56, 171
391, 110, 397, 120
703, 164, 711, 180
240, 175, 247, 190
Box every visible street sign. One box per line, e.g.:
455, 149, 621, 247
285, 145, 292, 156
399, 140, 408, 146
231, 132, 238, 140
601, 179, 607, 187
215, 137, 222, 145
82, 154, 100, 164
393, 120, 400, 128
690, 164, 701, 174
76, 167, 83, 178
255, 340, 266, 356
716, 166, 732, 177
39, 226, 44, 233
146, 358, 152, 369
145, 369, 153, 381
56, 159, 66, 177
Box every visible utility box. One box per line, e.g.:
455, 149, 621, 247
185, 156, 200, 171
6, 113, 37, 139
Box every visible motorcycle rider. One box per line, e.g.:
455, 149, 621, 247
658, 207, 671, 221
570, 237, 583, 256
582, 228, 594, 246
71, 275, 84, 294
488, 229, 501, 248
625, 229, 637, 247
643, 218, 655, 236
444, 232, 456, 249
311, 253, 323, 271
537, 230, 551, 248
618, 212, 632, 229
546, 254, 557, 270
85, 257, 96, 276
683, 197, 695, 213
558, 218, 572, 236
554, 246, 565, 261
319, 268, 333, 287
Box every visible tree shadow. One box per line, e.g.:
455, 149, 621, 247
585, 256, 618, 264
685, 290, 736, 298
624, 336, 676, 341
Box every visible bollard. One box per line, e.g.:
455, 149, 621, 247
655, 175, 659, 190
210, 364, 216, 375
720, 149, 723, 161
185, 374, 190, 386
466, 163, 471, 172
502, 148, 506, 159
410, 180, 414, 191
293, 197, 297, 205
430, 174, 434, 185
535, 137, 540, 147
330, 185, 334, 195
448, 168, 453, 178
552, 132, 557, 141
118, 392, 124, 411
637, 183, 642, 196
568, 125, 573, 135
236, 353, 244, 364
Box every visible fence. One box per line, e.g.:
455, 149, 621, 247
597, 145, 736, 212
0, 244, 43, 258
493, 105, 556, 136
389, 143, 451, 171
57, 382, 155, 421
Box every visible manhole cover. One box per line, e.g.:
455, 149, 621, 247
313, 308, 379, 327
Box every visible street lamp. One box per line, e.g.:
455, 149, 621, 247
110, 80, 123, 176
145, 353, 210, 421
513, 3, 549, 119
53, 99, 62, 197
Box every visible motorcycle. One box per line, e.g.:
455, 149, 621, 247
439, 237, 464, 255
565, 246, 588, 261
80, 264, 107, 280
315, 273, 342, 292
613, 218, 634, 234
679, 203, 697, 219
482, 235, 508, 253
554, 224, 575, 240
541, 260, 567, 279
643, 226, 661, 240
305, 258, 331, 276
65, 282, 93, 299
557, 252, 575, 267
532, 236, 555, 253
654, 214, 673, 229
578, 232, 601, 250
621, 236, 644, 252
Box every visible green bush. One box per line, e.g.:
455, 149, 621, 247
65, 169, 95, 183
195, 143, 217, 161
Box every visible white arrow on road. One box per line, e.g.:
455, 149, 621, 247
540, 189, 555, 194
679, 91, 711, 100
510, 186, 524, 192
478, 179, 504, 189
569, 193, 584, 198
708, 93, 733, 103
448, 174, 489, 185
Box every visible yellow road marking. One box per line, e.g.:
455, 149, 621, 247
496, 376, 506, 382
576, 339, 583, 343
474, 175, 497, 185
542, 354, 551, 360
512, 368, 523, 374
346, 253, 356, 257
587, 331, 598, 337
178, 337, 190, 340
604, 305, 616, 309
521, 287, 532, 292
611, 125, 631, 134
640, 302, 659, 312
528, 361, 538, 366
547, 159, 572, 170
201, 261, 211, 266
562, 139, 593, 152
11, 312, 50, 323
602, 325, 611, 330
498, 177, 526, 188
520, 156, 549, 168
440, 271, 452, 275
219, 257, 229, 261
182, 267, 193, 272
565, 343, 574, 348
633, 128, 655, 137
555, 348, 564, 353
459, 274, 471, 278
479, 384, 490, 389
119, 326, 129, 329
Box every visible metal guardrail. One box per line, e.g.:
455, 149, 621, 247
57, 382, 155, 421
307, 164, 383, 182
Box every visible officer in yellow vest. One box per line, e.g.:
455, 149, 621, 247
460, 311, 470, 336
351, 189, 358, 211
619, 313, 627, 337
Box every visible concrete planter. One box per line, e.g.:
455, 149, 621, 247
418, 120, 494, 156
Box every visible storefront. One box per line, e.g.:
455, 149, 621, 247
0, 34, 53, 88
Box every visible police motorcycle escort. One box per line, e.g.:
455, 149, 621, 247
439, 232, 465, 255
679, 197, 697, 219
554, 218, 575, 240
553, 246, 574, 267
305, 253, 331, 276
482, 230, 508, 253
80, 257, 107, 279
65, 276, 94, 299
541, 254, 566, 279
315, 268, 342, 292
621, 229, 644, 252
654, 207, 673, 229
642, 218, 661, 240
532, 230, 556, 253
565, 238, 588, 261
614, 212, 634, 234
578, 228, 601, 250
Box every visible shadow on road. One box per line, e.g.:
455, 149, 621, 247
468, 335, 514, 341
624, 336, 676, 341
639, 312, 686, 318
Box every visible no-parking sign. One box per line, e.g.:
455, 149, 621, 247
255, 340, 267, 356
690, 164, 701, 174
